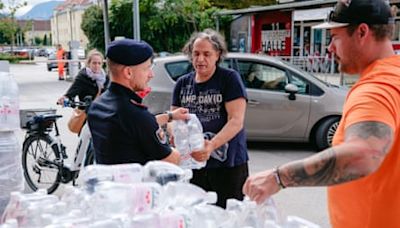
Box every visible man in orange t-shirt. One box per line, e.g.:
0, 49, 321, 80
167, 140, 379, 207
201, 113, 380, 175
243, 0, 400, 227
56, 44, 65, 80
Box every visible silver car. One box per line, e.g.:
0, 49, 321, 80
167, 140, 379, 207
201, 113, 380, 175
144, 53, 348, 151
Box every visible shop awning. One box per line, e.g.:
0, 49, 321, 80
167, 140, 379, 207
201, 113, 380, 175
217, 0, 336, 16
293, 7, 333, 21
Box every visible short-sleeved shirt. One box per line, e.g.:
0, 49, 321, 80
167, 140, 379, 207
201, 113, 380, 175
87, 82, 172, 165
329, 55, 400, 228
172, 66, 248, 168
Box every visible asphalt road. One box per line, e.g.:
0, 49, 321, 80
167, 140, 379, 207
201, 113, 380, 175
10, 60, 330, 227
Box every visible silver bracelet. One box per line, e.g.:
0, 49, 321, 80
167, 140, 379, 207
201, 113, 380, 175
273, 167, 286, 189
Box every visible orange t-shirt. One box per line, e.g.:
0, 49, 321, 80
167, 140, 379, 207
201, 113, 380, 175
329, 55, 400, 228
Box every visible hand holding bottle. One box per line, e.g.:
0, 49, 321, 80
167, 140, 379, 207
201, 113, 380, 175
190, 140, 214, 162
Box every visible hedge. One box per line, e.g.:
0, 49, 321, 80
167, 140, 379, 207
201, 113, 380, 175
0, 53, 29, 63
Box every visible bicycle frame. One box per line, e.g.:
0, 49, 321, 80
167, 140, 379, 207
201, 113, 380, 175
25, 114, 93, 184
69, 123, 93, 171
44, 118, 93, 171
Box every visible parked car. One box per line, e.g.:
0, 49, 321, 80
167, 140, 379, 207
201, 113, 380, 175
46, 53, 58, 71
47, 52, 82, 74
143, 53, 348, 150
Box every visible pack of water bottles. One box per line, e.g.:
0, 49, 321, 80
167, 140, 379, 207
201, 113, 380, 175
0, 72, 20, 131
0, 72, 23, 217
0, 161, 319, 228
172, 114, 206, 169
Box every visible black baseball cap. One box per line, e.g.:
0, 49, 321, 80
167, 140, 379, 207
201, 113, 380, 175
106, 39, 153, 66
313, 0, 394, 29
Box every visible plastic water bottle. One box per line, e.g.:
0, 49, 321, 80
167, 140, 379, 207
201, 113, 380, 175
172, 120, 190, 154
172, 114, 206, 169
91, 182, 163, 218
162, 182, 217, 209
0, 72, 20, 131
0, 132, 23, 217
187, 114, 204, 151
159, 209, 193, 228
80, 164, 144, 192
1, 190, 59, 226
192, 204, 234, 228
284, 216, 320, 228
143, 161, 192, 185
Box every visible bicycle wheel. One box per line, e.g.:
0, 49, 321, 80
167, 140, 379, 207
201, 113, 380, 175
22, 135, 61, 194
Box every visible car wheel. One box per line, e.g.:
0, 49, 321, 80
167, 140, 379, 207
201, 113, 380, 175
47, 66, 51, 71
315, 117, 340, 151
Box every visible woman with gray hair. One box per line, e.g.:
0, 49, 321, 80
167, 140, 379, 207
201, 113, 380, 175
171, 29, 249, 208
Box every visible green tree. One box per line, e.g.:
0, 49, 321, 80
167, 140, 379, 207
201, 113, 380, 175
81, 5, 105, 53
82, 0, 231, 53
210, 0, 275, 9
43, 34, 48, 46
34, 36, 42, 45
0, 0, 27, 51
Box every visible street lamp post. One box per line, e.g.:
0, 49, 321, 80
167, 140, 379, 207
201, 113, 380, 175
133, 0, 140, 40
102, 0, 110, 50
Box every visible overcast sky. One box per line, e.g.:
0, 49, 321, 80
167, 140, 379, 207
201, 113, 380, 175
2, 0, 63, 16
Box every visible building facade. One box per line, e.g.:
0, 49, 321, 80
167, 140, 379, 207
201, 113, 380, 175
17, 20, 52, 46
221, 0, 400, 57
51, 0, 94, 51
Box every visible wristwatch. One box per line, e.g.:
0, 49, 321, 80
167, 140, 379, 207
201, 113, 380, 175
165, 111, 173, 122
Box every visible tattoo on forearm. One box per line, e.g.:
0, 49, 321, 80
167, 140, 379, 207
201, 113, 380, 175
345, 121, 393, 156
282, 148, 364, 187
280, 122, 393, 187
282, 148, 358, 186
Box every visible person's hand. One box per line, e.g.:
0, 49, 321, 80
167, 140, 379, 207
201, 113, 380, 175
57, 96, 67, 105
242, 169, 281, 204
172, 107, 190, 121
191, 140, 213, 162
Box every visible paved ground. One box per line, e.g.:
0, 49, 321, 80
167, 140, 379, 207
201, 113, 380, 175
11, 60, 332, 227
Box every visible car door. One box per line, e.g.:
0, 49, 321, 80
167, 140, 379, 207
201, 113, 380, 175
235, 59, 311, 140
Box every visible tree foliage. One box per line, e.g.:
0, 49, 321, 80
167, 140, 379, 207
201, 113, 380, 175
210, 0, 275, 9
81, 0, 231, 53
81, 5, 105, 53
0, 0, 27, 49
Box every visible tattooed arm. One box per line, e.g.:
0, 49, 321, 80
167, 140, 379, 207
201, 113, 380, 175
243, 121, 393, 204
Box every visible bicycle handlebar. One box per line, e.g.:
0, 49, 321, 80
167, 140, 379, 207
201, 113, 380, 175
57, 96, 93, 110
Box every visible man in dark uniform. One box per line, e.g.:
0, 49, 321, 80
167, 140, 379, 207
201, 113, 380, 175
87, 39, 189, 165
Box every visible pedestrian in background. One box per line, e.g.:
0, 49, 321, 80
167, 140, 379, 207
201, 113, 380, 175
171, 29, 249, 208
243, 0, 400, 227
57, 49, 109, 104
56, 44, 65, 80
88, 39, 189, 165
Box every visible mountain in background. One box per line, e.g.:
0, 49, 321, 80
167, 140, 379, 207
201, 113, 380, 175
18, 1, 63, 20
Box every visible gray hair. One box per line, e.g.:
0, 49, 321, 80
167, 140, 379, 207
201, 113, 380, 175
182, 29, 227, 63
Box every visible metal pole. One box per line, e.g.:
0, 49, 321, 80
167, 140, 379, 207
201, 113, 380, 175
69, 8, 73, 41
32, 21, 35, 46
102, 0, 111, 49
133, 0, 140, 40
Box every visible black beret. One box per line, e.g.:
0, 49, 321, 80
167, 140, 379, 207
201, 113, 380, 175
106, 39, 153, 66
